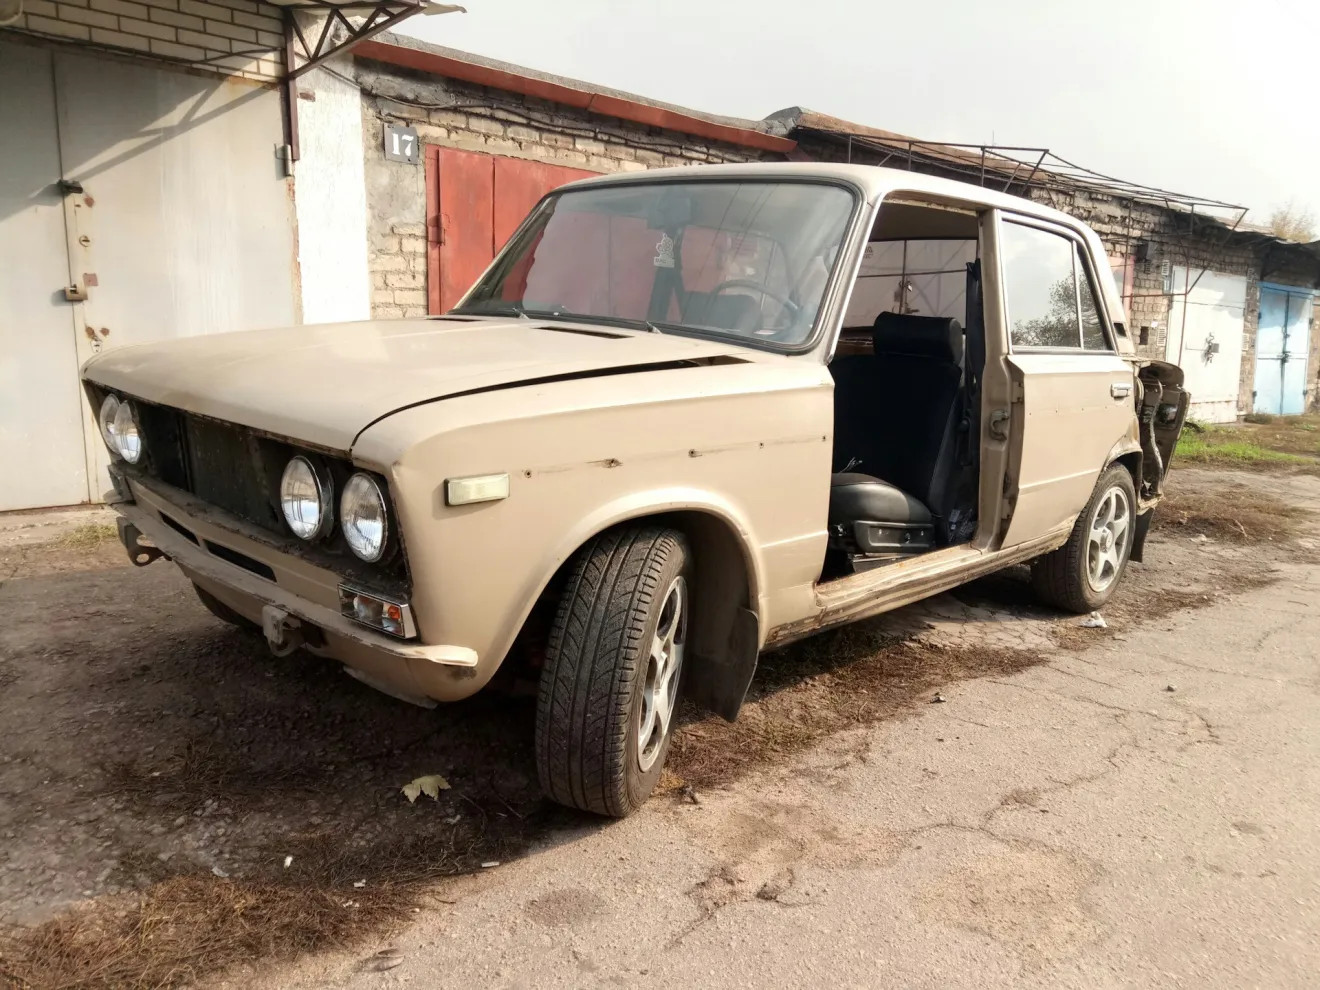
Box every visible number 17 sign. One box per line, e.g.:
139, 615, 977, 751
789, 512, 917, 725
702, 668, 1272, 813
383, 125, 421, 164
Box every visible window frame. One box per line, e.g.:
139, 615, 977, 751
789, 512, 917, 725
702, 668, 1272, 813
453, 175, 869, 356
996, 212, 1117, 355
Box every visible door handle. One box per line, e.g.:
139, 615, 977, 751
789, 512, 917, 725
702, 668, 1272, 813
1110, 382, 1133, 399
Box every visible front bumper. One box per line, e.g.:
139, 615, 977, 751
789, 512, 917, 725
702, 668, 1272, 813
110, 469, 484, 702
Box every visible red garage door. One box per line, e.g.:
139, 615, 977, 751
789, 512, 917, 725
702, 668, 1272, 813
425, 147, 595, 313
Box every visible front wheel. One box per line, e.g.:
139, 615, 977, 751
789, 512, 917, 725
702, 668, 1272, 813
535, 525, 690, 817
1031, 465, 1137, 613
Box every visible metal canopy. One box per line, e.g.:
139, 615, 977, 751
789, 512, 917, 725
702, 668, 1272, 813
806, 128, 1248, 228
264, 0, 464, 79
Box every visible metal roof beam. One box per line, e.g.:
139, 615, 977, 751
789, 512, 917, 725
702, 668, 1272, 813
268, 0, 462, 79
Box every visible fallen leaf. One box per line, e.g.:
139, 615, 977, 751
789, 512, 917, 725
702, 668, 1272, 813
367, 947, 405, 972
402, 774, 452, 803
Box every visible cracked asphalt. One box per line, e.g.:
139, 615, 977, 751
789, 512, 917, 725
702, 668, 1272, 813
240, 474, 1320, 990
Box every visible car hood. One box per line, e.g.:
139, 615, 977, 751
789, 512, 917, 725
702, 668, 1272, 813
82, 317, 755, 452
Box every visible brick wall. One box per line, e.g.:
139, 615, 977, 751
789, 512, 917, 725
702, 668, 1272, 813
355, 59, 778, 318
6, 0, 283, 81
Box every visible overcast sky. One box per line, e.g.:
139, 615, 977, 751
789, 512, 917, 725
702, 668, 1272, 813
400, 0, 1317, 226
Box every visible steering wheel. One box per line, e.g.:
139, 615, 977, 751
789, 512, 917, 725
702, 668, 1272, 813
709, 278, 800, 319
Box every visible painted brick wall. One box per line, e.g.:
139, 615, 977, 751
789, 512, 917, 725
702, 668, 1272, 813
355, 59, 777, 318
6, 0, 283, 81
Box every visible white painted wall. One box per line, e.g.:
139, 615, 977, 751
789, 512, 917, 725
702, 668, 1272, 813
295, 64, 372, 324
1166, 268, 1248, 424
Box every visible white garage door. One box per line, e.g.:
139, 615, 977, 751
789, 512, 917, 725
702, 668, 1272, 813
1166, 268, 1247, 424
0, 42, 92, 511
0, 41, 297, 512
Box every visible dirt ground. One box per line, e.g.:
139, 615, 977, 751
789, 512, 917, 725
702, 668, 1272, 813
1, 466, 1317, 989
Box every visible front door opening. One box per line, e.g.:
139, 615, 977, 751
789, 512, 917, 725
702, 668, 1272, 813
822, 200, 984, 579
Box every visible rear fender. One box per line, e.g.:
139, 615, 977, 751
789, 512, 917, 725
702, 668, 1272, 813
1138, 362, 1191, 498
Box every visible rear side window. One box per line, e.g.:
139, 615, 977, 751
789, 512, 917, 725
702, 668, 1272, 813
1001, 222, 1080, 348
1078, 258, 1108, 350
1001, 220, 1112, 351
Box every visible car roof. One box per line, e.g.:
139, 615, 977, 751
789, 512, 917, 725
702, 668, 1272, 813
560, 162, 1083, 232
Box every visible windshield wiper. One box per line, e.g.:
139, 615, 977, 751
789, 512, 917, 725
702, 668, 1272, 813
521, 310, 669, 334
450, 301, 531, 319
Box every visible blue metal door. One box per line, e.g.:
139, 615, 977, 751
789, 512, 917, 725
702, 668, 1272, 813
1254, 284, 1314, 415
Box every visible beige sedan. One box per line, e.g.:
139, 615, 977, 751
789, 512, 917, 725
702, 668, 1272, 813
83, 163, 1188, 816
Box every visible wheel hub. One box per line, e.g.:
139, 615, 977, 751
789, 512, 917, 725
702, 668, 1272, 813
1086, 485, 1131, 593
637, 575, 687, 773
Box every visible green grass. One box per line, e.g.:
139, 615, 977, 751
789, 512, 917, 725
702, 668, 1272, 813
1176, 427, 1313, 467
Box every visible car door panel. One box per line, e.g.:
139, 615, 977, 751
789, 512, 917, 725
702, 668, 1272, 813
991, 215, 1138, 549
1001, 352, 1136, 547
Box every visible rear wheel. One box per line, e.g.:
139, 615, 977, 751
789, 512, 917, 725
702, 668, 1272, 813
1031, 464, 1137, 613
535, 525, 690, 817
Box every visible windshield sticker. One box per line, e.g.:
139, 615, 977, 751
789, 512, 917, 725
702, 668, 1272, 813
653, 233, 675, 269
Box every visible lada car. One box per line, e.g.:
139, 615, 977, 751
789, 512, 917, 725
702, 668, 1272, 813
82, 163, 1188, 816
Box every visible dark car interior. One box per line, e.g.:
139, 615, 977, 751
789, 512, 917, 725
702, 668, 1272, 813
823, 201, 986, 579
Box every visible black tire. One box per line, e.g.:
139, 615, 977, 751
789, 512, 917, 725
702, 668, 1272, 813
535, 525, 691, 817
1031, 464, 1138, 613
193, 582, 259, 631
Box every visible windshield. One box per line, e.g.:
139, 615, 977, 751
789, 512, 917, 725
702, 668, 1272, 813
454, 180, 857, 348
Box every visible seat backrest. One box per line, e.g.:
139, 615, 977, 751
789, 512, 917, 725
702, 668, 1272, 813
830, 313, 965, 522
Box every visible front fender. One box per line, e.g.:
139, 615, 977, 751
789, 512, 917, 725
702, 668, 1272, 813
354, 361, 833, 698
405, 483, 768, 697
541, 486, 767, 618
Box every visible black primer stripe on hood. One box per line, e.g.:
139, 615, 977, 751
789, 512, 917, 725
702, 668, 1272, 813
349, 357, 744, 447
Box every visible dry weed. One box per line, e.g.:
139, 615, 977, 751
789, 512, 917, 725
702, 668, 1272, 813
1151, 486, 1310, 544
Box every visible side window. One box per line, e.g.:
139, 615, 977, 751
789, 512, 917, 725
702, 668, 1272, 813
1077, 252, 1109, 350
1000, 221, 1080, 348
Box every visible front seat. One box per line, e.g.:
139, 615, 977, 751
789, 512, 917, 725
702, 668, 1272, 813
865, 313, 966, 520
826, 313, 969, 570
828, 472, 935, 560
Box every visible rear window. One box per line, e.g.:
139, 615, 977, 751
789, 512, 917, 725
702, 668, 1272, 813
842, 239, 976, 327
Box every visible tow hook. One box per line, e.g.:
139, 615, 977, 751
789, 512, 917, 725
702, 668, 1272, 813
116, 518, 165, 567
261, 605, 304, 657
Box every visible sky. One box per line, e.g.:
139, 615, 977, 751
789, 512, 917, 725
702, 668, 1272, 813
399, 0, 1318, 227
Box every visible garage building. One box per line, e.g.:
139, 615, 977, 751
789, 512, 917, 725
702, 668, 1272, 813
2, 17, 1317, 513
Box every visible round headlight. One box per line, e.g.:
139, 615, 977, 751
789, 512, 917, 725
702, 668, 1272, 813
98, 394, 121, 451
340, 473, 388, 562
112, 400, 143, 463
280, 455, 332, 540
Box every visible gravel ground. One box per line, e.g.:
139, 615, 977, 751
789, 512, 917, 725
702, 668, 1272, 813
0, 467, 1316, 988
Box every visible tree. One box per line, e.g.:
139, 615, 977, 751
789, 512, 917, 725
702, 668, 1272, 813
1267, 201, 1317, 243
1012, 275, 1078, 347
